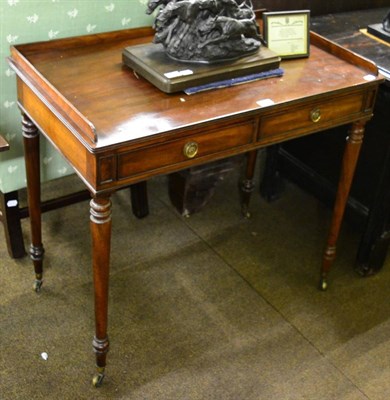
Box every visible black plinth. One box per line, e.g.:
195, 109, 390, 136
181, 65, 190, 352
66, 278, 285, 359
367, 23, 390, 43
122, 43, 280, 93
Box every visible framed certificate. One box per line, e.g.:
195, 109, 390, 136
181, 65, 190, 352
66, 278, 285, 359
263, 10, 310, 59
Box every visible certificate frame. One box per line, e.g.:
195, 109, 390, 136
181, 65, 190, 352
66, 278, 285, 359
262, 10, 310, 59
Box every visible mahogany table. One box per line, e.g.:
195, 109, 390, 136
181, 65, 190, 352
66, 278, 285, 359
8, 26, 384, 386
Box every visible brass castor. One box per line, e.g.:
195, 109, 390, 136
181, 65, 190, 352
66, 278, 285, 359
33, 279, 43, 293
319, 277, 328, 291
92, 367, 105, 387
241, 205, 251, 219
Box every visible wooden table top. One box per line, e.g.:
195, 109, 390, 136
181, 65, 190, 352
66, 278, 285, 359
9, 27, 381, 152
0, 135, 10, 152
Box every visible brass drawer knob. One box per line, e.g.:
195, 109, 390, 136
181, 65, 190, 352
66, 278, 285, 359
183, 141, 199, 159
310, 108, 321, 123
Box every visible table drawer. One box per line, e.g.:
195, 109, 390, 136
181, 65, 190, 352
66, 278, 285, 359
259, 92, 365, 140
117, 121, 254, 179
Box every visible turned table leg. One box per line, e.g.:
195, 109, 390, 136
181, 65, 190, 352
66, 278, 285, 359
22, 114, 44, 292
240, 150, 257, 218
320, 121, 366, 290
90, 195, 112, 387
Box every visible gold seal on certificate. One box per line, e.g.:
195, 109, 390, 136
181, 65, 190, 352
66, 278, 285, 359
263, 10, 310, 59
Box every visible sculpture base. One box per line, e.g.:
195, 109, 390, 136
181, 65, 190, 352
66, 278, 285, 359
367, 23, 390, 44
122, 43, 281, 93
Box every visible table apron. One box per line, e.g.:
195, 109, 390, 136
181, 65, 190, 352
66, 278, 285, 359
16, 77, 377, 194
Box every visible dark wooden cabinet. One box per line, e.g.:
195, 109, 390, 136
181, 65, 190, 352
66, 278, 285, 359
254, 0, 389, 15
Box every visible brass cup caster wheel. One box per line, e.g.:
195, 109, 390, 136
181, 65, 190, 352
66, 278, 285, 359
92, 368, 105, 387
319, 277, 328, 291
241, 205, 251, 219
33, 279, 43, 293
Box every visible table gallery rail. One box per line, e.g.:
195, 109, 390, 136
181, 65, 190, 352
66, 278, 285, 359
8, 25, 384, 386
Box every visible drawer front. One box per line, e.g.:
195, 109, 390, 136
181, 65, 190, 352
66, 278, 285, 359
259, 92, 365, 140
117, 121, 254, 180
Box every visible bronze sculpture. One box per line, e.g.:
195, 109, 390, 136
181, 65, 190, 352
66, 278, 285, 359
146, 0, 262, 63
122, 0, 280, 92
